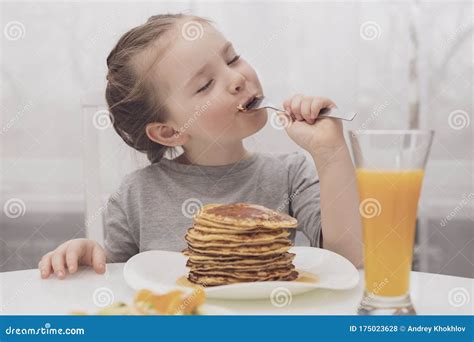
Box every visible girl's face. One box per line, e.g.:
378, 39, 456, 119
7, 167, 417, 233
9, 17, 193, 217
148, 20, 267, 147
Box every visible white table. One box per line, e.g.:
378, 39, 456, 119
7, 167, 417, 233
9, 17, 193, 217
1, 264, 472, 315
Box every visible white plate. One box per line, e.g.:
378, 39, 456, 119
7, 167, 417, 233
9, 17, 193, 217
123, 247, 359, 300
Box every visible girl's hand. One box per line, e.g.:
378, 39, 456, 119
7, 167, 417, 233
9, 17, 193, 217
279, 94, 346, 159
38, 238, 106, 279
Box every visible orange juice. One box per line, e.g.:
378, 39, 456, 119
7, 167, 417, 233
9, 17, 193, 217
356, 169, 424, 297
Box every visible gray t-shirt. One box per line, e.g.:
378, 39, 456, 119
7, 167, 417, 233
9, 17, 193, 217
103, 151, 322, 263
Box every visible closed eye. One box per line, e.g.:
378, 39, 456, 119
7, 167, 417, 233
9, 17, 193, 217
196, 55, 241, 94
228, 55, 240, 65
196, 80, 213, 93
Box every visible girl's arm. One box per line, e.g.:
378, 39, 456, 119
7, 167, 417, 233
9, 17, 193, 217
309, 143, 363, 267
281, 94, 363, 267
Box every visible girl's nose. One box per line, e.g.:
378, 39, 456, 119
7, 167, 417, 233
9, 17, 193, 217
228, 73, 246, 94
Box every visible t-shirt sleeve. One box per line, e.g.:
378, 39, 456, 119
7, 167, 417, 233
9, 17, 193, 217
102, 181, 139, 263
287, 151, 323, 247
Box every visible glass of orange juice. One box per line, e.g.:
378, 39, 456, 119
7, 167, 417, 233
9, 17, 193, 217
349, 130, 434, 315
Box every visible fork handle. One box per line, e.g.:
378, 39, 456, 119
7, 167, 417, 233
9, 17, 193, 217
318, 108, 357, 121
268, 105, 357, 121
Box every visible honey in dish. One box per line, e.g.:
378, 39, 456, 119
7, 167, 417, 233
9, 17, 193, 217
293, 270, 319, 283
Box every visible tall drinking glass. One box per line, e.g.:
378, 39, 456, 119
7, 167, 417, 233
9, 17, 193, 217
349, 130, 434, 315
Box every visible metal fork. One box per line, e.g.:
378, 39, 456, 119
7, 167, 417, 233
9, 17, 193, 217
241, 96, 357, 121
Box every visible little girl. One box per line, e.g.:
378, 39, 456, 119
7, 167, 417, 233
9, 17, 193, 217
38, 13, 362, 280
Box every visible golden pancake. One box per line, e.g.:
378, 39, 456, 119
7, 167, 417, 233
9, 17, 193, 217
195, 203, 298, 229
187, 227, 290, 242
194, 217, 280, 231
187, 254, 249, 262
188, 270, 299, 286
193, 225, 283, 235
185, 235, 290, 248
187, 252, 295, 265
188, 260, 294, 272
188, 272, 295, 285
184, 203, 299, 286
187, 252, 295, 266
187, 243, 291, 257
186, 250, 268, 261
186, 228, 288, 241
186, 255, 294, 270
188, 241, 291, 253
190, 266, 295, 280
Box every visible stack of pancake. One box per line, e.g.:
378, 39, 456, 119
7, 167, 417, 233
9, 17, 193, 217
183, 203, 299, 286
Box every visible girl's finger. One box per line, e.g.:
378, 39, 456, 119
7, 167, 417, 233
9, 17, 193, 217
301, 97, 314, 123
310, 98, 325, 120
51, 249, 67, 279
65, 243, 82, 274
323, 97, 337, 109
282, 99, 296, 121
38, 251, 50, 269
315, 97, 337, 118
91, 244, 106, 274
290, 94, 304, 121
39, 252, 53, 279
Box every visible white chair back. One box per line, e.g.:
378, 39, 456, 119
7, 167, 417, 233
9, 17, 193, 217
81, 89, 149, 244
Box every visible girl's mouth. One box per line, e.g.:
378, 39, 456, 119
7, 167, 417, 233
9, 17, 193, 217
237, 94, 262, 112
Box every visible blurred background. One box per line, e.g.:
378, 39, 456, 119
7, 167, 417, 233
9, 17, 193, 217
1, 1, 472, 278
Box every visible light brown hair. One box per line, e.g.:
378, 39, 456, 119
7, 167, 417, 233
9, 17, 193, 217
105, 13, 211, 163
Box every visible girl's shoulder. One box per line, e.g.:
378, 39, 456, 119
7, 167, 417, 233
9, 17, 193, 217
259, 150, 311, 169
115, 162, 164, 192
116, 150, 311, 189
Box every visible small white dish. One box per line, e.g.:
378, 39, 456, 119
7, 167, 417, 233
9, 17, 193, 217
123, 247, 359, 300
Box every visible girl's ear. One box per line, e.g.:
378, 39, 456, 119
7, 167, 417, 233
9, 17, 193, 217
145, 122, 189, 147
